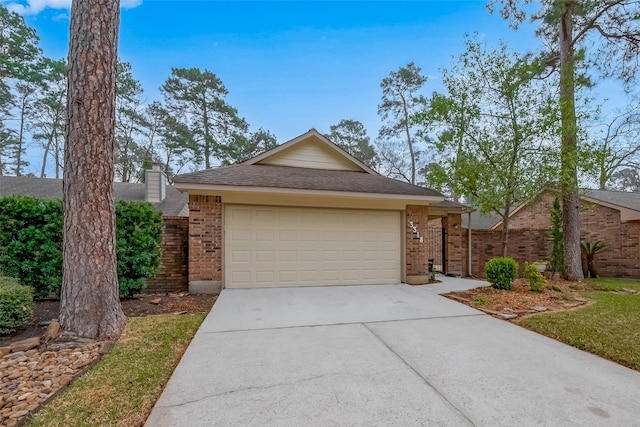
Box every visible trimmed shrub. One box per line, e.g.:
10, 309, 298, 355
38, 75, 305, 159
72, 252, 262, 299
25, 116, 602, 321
524, 261, 546, 292
116, 201, 163, 298
0, 196, 163, 299
0, 276, 34, 335
485, 257, 518, 290
0, 196, 62, 299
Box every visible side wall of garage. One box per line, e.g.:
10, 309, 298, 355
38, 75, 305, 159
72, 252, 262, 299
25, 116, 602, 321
188, 195, 223, 294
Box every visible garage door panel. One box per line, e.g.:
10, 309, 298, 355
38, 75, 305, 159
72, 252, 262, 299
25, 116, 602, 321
255, 250, 274, 262
225, 205, 401, 288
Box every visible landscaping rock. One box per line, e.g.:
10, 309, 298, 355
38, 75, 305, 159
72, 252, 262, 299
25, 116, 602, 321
44, 319, 61, 342
98, 341, 113, 355
3, 351, 25, 360
532, 306, 548, 312
0, 341, 103, 426
10, 337, 40, 353
499, 312, 518, 320
150, 298, 162, 305
621, 288, 638, 295
0, 346, 10, 357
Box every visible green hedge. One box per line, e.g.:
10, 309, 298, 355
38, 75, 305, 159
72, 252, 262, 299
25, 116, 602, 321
0, 276, 34, 335
0, 197, 62, 298
0, 196, 163, 299
116, 202, 163, 298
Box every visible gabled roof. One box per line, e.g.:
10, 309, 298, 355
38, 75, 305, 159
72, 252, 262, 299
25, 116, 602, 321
175, 164, 442, 197
0, 176, 188, 216
175, 129, 444, 200
582, 189, 640, 212
491, 188, 640, 229
244, 128, 377, 175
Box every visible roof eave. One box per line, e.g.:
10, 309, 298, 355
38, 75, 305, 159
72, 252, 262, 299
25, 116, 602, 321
174, 182, 443, 203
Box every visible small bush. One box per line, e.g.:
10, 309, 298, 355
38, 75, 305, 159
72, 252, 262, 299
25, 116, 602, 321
524, 262, 546, 292
0, 277, 34, 335
547, 285, 562, 292
485, 257, 518, 290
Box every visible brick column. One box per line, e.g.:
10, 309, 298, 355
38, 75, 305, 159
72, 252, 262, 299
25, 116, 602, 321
405, 205, 430, 284
442, 213, 463, 275
188, 195, 222, 294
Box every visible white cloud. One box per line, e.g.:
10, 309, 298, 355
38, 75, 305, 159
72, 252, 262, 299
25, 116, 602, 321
121, 0, 142, 9
4, 0, 141, 16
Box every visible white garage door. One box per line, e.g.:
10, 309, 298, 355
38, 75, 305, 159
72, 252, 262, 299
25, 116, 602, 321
224, 205, 401, 288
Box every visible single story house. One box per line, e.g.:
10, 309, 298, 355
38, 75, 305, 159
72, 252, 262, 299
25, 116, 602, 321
462, 189, 640, 278
0, 167, 188, 217
174, 129, 467, 293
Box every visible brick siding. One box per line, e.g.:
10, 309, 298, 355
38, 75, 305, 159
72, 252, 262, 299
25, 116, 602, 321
462, 229, 551, 278
464, 191, 640, 278
188, 195, 223, 283
147, 216, 189, 293
442, 213, 463, 274
406, 205, 430, 277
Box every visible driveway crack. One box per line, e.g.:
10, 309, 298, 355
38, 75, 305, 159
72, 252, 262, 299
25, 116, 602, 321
362, 323, 477, 427
159, 373, 353, 408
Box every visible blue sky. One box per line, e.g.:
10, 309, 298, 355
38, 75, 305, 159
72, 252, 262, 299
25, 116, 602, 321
7, 0, 546, 149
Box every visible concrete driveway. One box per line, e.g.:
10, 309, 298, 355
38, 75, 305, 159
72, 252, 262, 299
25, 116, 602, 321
146, 278, 640, 426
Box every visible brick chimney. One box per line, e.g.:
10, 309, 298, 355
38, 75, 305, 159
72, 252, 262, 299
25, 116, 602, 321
145, 164, 166, 203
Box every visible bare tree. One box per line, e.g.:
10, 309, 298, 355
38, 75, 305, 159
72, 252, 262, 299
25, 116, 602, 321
60, 0, 126, 339
587, 102, 640, 189
378, 62, 427, 184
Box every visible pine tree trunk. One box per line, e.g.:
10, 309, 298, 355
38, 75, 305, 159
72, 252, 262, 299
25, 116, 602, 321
559, 4, 584, 282
60, 0, 126, 340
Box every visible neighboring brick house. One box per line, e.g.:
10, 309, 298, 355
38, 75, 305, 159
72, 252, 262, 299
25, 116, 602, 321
463, 189, 640, 278
175, 129, 467, 293
0, 168, 190, 292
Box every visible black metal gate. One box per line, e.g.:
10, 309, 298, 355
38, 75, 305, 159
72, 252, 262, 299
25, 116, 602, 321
426, 227, 446, 273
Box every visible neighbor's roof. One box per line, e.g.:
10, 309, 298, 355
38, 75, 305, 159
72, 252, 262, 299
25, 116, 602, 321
461, 210, 503, 229
175, 164, 443, 197
582, 188, 640, 212
432, 199, 472, 212
0, 176, 188, 216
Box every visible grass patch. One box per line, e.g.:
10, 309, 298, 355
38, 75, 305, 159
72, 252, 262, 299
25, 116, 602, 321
585, 277, 640, 292
521, 278, 640, 371
27, 313, 205, 427
474, 296, 488, 307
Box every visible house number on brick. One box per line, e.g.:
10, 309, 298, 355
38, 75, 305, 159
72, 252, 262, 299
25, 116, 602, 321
408, 220, 424, 243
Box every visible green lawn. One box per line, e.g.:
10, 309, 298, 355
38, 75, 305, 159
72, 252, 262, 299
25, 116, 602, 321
520, 278, 640, 371
27, 313, 205, 427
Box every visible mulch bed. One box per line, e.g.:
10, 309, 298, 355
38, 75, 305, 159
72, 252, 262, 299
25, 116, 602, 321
0, 293, 216, 347
444, 278, 591, 319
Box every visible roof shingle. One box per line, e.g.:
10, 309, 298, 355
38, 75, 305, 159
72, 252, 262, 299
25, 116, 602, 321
581, 189, 640, 212
0, 176, 188, 216
175, 164, 443, 197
